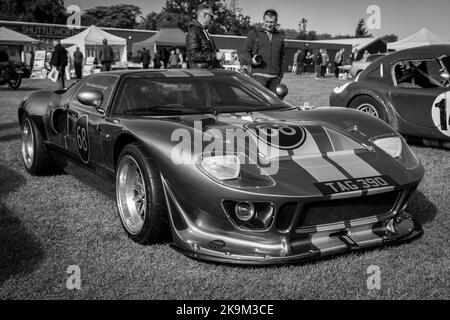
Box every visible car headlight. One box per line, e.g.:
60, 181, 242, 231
332, 81, 352, 94
373, 136, 402, 158
199, 155, 240, 181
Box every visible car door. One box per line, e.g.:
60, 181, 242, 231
66, 74, 120, 166
389, 58, 445, 129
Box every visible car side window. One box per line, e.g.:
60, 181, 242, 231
73, 74, 119, 110
393, 59, 443, 89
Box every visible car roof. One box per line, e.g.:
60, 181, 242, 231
97, 69, 239, 78
361, 44, 450, 78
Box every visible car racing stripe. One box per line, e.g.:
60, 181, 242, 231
326, 150, 381, 179
292, 128, 322, 155
347, 224, 383, 247
292, 155, 348, 182
311, 222, 347, 254
302, 125, 334, 153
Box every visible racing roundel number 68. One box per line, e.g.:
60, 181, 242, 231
75, 115, 90, 163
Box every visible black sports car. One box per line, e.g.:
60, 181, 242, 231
330, 45, 450, 148
19, 69, 424, 264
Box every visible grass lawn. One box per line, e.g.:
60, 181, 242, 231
0, 74, 449, 299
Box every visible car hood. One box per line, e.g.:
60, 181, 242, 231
120, 108, 421, 196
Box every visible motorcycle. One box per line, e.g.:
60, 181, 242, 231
0, 62, 24, 89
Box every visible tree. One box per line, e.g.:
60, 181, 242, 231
81, 5, 142, 29
298, 18, 307, 33
355, 18, 372, 37
138, 11, 159, 30
381, 34, 398, 43
280, 29, 298, 40
138, 0, 252, 35
0, 0, 67, 24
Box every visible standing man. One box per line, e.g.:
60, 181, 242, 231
315, 49, 323, 79
153, 49, 162, 69
321, 49, 329, 77
292, 49, 300, 74
334, 48, 344, 78
50, 40, 68, 89
186, 3, 224, 69
240, 9, 285, 93
98, 38, 114, 72
73, 46, 84, 80
140, 47, 151, 69
175, 48, 184, 68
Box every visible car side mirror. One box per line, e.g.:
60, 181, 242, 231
77, 90, 103, 110
275, 84, 288, 100
440, 71, 450, 81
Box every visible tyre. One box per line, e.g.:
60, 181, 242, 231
116, 143, 170, 244
8, 72, 22, 90
348, 95, 388, 122
21, 116, 58, 175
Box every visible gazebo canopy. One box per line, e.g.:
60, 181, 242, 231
61, 25, 126, 46
0, 26, 39, 45
61, 25, 127, 62
388, 28, 449, 51
133, 28, 186, 55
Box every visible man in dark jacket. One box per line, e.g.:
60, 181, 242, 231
186, 3, 224, 69
240, 9, 286, 93
73, 46, 84, 79
140, 47, 151, 69
98, 38, 114, 72
50, 40, 68, 89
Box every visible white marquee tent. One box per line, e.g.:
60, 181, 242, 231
387, 28, 449, 51
61, 25, 127, 63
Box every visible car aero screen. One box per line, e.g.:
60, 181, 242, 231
115, 75, 284, 115
296, 191, 400, 229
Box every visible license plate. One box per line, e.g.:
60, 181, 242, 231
314, 175, 397, 195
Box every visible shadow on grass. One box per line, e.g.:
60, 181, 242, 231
406, 190, 438, 225
0, 133, 20, 143
0, 165, 44, 285
0, 122, 20, 131
64, 161, 115, 201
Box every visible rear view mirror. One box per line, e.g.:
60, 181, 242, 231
275, 84, 288, 100
77, 90, 103, 109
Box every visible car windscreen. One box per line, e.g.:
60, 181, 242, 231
366, 54, 383, 63
440, 55, 450, 72
113, 74, 290, 115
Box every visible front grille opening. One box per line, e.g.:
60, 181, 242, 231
276, 203, 298, 231
298, 191, 400, 229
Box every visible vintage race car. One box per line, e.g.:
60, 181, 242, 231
19, 69, 423, 264
330, 45, 450, 148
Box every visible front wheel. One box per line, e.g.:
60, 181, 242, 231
21, 116, 59, 175
116, 143, 169, 244
348, 95, 388, 122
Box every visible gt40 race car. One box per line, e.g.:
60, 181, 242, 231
19, 69, 424, 264
330, 45, 450, 148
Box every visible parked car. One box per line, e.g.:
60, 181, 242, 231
330, 45, 450, 148
19, 69, 424, 264
349, 53, 385, 78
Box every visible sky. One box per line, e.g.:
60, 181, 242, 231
65, 0, 450, 41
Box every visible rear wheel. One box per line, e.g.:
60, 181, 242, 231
21, 115, 59, 175
116, 143, 169, 244
8, 71, 22, 89
349, 95, 387, 122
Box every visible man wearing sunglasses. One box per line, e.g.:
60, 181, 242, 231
186, 3, 224, 69
240, 9, 286, 93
